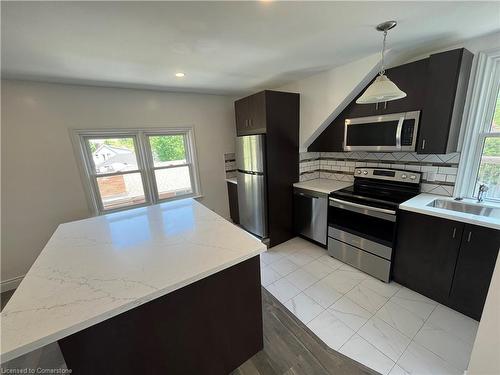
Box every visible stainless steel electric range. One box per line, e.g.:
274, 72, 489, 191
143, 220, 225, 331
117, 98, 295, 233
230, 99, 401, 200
328, 167, 421, 282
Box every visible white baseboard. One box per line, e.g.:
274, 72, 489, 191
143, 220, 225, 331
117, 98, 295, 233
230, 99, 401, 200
1, 275, 24, 293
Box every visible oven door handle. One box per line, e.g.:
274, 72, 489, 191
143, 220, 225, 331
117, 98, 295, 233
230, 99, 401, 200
329, 197, 396, 221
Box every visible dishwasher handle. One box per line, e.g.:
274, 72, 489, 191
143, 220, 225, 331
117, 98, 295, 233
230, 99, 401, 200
295, 192, 319, 199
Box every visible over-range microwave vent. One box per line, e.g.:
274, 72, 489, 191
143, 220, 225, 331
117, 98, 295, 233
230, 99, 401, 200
344, 111, 420, 152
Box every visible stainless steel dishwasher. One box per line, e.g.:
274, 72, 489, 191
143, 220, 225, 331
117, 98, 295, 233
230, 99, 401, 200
293, 187, 328, 245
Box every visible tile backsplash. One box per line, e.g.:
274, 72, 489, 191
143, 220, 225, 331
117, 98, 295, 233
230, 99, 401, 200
299, 151, 461, 197
224, 152, 236, 179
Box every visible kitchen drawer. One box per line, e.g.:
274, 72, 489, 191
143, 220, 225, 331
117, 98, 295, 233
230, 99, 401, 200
328, 227, 392, 260
328, 238, 391, 282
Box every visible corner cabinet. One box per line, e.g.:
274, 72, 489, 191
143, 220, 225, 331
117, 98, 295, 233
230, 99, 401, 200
393, 210, 499, 320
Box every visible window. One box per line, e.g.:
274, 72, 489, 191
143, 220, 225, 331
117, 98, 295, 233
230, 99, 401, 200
474, 91, 500, 200
147, 135, 194, 200
456, 50, 500, 202
73, 128, 200, 214
87, 136, 146, 211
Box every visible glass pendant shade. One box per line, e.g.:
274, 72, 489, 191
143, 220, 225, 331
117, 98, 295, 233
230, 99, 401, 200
356, 74, 407, 104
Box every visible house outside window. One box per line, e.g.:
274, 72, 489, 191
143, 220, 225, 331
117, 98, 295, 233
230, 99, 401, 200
73, 128, 201, 215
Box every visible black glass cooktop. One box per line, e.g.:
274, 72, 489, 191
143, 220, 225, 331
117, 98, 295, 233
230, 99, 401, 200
330, 178, 420, 210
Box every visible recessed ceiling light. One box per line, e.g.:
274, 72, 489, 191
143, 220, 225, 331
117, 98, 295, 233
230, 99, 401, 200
175, 72, 185, 78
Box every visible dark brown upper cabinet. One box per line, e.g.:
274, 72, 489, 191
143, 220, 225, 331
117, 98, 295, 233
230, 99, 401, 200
417, 48, 473, 154
308, 48, 473, 154
349, 58, 429, 118
235, 91, 267, 136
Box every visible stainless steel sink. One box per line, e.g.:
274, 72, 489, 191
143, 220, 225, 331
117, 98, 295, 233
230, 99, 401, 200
427, 199, 500, 219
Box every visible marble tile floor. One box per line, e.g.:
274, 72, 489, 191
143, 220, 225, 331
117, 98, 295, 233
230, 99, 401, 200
1, 287, 373, 375
1, 237, 479, 375
261, 237, 479, 375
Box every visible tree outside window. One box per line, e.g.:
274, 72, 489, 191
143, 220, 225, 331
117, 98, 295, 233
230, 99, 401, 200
475, 91, 500, 200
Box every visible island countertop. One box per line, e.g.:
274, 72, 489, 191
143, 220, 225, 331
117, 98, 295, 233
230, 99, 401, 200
1, 199, 266, 363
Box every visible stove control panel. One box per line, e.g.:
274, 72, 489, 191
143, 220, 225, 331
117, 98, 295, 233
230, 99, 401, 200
354, 167, 421, 184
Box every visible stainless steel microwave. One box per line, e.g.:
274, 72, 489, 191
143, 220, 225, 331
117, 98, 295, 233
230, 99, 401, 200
344, 111, 420, 152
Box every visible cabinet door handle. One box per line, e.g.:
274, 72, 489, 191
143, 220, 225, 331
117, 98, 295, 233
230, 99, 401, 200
422, 139, 426, 150
245, 119, 249, 127
467, 231, 472, 242
384, 101, 387, 110
452, 228, 456, 238
375, 102, 379, 110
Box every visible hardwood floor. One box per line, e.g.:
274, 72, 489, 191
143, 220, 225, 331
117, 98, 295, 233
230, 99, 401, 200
1, 288, 374, 375
232, 289, 375, 375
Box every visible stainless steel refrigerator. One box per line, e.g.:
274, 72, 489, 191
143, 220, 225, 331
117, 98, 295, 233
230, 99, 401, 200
235, 134, 268, 238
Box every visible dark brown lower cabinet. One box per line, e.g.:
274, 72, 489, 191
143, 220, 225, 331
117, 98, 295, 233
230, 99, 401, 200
227, 181, 239, 224
393, 211, 463, 302
394, 210, 499, 320
59, 256, 263, 375
449, 224, 500, 320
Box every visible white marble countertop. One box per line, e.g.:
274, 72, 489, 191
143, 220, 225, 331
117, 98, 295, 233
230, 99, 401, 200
293, 179, 352, 195
400, 193, 500, 230
0, 199, 265, 363
225, 177, 237, 184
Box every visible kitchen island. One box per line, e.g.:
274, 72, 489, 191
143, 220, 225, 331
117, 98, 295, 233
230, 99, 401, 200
1, 199, 266, 374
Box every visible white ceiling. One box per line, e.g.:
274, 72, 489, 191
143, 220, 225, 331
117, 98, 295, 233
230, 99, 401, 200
2, 1, 500, 95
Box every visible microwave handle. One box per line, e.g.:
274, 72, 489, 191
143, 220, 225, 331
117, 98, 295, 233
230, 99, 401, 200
395, 115, 404, 150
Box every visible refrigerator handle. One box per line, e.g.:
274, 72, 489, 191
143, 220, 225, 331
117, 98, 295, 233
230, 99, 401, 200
237, 169, 264, 176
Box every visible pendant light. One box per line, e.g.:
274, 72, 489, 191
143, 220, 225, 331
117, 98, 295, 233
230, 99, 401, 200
356, 20, 406, 104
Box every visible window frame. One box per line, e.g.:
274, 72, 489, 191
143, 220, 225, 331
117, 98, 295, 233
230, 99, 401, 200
456, 49, 500, 202
142, 130, 200, 203
72, 127, 201, 215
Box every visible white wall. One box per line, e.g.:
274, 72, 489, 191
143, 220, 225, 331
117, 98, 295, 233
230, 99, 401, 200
468, 255, 500, 374
1, 79, 236, 285
396, 31, 500, 67
276, 53, 380, 150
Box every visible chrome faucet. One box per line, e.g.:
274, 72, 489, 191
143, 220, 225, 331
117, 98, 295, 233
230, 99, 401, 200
477, 184, 489, 203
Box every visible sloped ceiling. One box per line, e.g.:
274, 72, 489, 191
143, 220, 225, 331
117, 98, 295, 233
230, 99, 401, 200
278, 53, 381, 149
